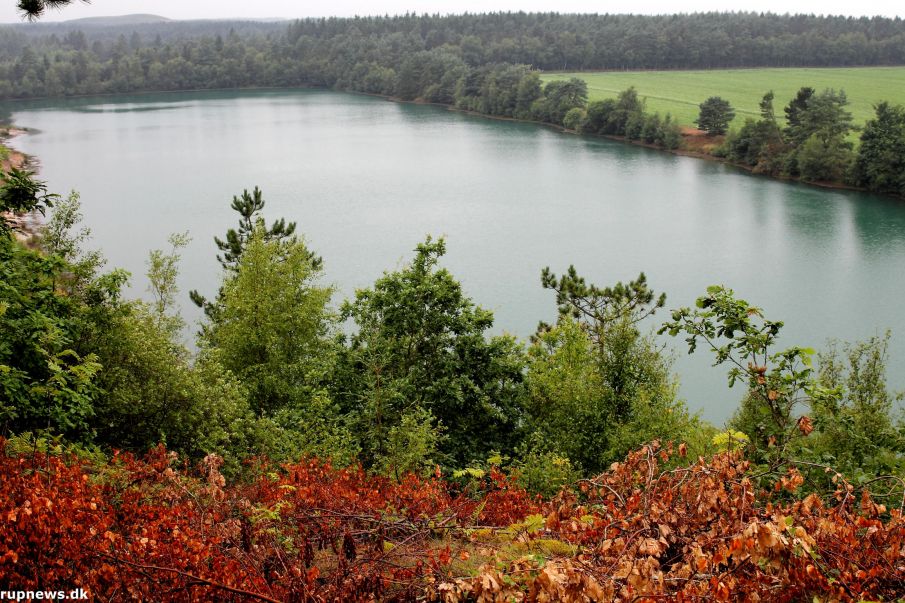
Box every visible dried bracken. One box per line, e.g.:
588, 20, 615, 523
1, 440, 902, 602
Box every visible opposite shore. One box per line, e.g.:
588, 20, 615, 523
391, 94, 877, 197
0, 85, 893, 201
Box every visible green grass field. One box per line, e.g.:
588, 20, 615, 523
542, 67, 905, 131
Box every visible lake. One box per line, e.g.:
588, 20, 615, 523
7, 88, 905, 424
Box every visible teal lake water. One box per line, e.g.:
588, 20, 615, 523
7, 88, 905, 424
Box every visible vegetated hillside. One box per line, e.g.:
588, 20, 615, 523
543, 67, 905, 131
2, 440, 903, 601
63, 14, 171, 26
2, 98, 904, 597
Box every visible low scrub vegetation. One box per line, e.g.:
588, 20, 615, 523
2, 440, 902, 601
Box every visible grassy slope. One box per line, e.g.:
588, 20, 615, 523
542, 67, 905, 131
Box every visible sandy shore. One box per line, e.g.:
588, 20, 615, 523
1, 126, 29, 171
1, 126, 40, 243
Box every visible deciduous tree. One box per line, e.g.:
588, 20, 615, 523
338, 237, 525, 468
527, 269, 694, 473
204, 222, 334, 417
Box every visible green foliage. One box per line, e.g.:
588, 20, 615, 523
513, 435, 581, 498
86, 238, 270, 472
204, 222, 334, 416
526, 316, 698, 474
338, 237, 525, 468
784, 86, 816, 140
39, 191, 91, 261
524, 318, 608, 472
711, 429, 750, 453
723, 91, 788, 174
540, 267, 664, 345
528, 269, 695, 474
624, 111, 645, 141
797, 132, 854, 182
0, 216, 122, 438
584, 98, 616, 134
562, 107, 586, 131
660, 114, 682, 150
269, 391, 360, 469
539, 269, 666, 418
537, 78, 588, 125
575, 87, 681, 151
190, 187, 308, 317
515, 72, 542, 118
852, 101, 905, 195
725, 118, 784, 173
664, 287, 904, 496
146, 232, 190, 330
0, 189, 124, 441
787, 88, 853, 146
375, 407, 444, 480
661, 286, 816, 455
0, 168, 57, 234
695, 96, 735, 135
641, 112, 662, 144
604, 87, 646, 136
808, 334, 905, 479
782, 88, 855, 178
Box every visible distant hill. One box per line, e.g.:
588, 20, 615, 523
64, 14, 171, 26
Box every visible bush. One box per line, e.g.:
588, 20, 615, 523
797, 133, 854, 182
562, 107, 587, 131
624, 111, 645, 140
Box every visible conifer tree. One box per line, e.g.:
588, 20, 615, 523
16, 0, 83, 20
190, 187, 317, 318
213, 187, 299, 272
695, 96, 735, 136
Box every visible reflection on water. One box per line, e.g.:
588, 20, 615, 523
75, 103, 191, 113
5, 88, 904, 424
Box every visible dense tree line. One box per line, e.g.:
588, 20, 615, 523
715, 88, 905, 194
2, 11, 905, 101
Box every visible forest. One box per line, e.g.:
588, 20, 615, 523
1, 12, 904, 195
2, 11, 905, 96
1, 7, 905, 602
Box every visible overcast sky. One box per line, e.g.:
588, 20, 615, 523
0, 0, 901, 23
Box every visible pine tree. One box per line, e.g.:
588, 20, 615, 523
190, 187, 318, 318
213, 187, 298, 271
16, 0, 83, 20
695, 96, 735, 136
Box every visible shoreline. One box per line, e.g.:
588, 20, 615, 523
1, 126, 41, 243
366, 90, 885, 198
1, 84, 894, 200
1, 126, 30, 172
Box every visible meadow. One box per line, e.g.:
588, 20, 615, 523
542, 67, 905, 130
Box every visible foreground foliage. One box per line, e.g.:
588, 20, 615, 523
1, 440, 902, 602
3, 170, 904, 599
